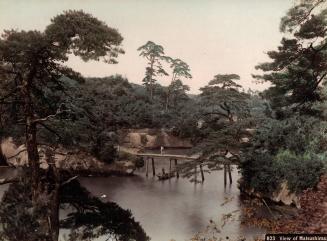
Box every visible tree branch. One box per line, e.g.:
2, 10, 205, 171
0, 86, 22, 102
7, 149, 27, 160
202, 111, 230, 119
38, 122, 62, 140
0, 176, 19, 185
33, 106, 69, 123
60, 175, 78, 186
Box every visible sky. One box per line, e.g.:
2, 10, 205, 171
0, 0, 294, 93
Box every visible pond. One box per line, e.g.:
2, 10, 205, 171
0, 151, 265, 241
78, 150, 264, 241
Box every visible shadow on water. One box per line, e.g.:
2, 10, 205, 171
0, 171, 149, 241
78, 151, 265, 241
0, 149, 265, 241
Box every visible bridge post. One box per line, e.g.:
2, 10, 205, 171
169, 159, 172, 174
152, 158, 155, 177
224, 164, 227, 187
200, 164, 205, 182
194, 165, 197, 183
174, 159, 179, 178
146, 158, 149, 177
228, 164, 232, 184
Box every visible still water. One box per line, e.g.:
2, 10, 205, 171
78, 153, 264, 241
0, 152, 264, 241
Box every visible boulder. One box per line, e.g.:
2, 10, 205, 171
120, 128, 192, 149
271, 181, 301, 208
1, 138, 104, 171
239, 178, 301, 208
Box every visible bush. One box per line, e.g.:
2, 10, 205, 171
275, 150, 325, 193
97, 144, 117, 164
240, 116, 327, 195
241, 151, 280, 194
135, 157, 145, 168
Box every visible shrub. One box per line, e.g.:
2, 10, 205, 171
240, 116, 327, 195
97, 144, 117, 164
274, 150, 325, 193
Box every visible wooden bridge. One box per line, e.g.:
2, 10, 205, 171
136, 153, 198, 160
136, 153, 233, 185
136, 153, 197, 179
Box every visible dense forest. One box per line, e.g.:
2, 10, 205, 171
0, 0, 326, 240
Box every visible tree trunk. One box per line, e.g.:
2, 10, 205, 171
165, 94, 169, 111
49, 166, 60, 241
150, 85, 153, 101
25, 122, 40, 201
0, 105, 7, 166
22, 73, 40, 203
21, 71, 58, 240
149, 58, 155, 102
0, 138, 7, 166
41, 151, 60, 241
49, 190, 60, 241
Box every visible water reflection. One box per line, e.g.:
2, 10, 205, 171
79, 164, 261, 241
0, 173, 149, 241
0, 154, 265, 241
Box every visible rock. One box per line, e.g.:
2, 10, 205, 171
119, 128, 192, 149
126, 169, 134, 174
39, 161, 49, 170
239, 178, 300, 208
116, 160, 136, 174
271, 181, 301, 208
272, 175, 327, 233
122, 160, 134, 168
1, 137, 105, 171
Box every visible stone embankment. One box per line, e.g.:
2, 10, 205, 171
118, 128, 192, 149
1, 137, 134, 175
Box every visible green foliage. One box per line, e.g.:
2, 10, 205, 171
179, 74, 251, 178
80, 75, 198, 134
199, 74, 249, 121
165, 58, 192, 110
0, 179, 49, 241
0, 10, 124, 166
137, 41, 169, 99
197, 74, 250, 149
0, 178, 149, 241
60, 179, 149, 241
168, 97, 200, 138
274, 150, 325, 193
135, 157, 145, 168
45, 10, 124, 63
255, 0, 327, 114
166, 79, 190, 110
240, 115, 327, 194
241, 1, 327, 196
168, 58, 192, 80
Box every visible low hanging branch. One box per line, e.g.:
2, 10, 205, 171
6, 148, 27, 160
32, 104, 72, 124
0, 176, 19, 185
38, 122, 63, 140
32, 110, 66, 124
60, 175, 78, 187
0, 86, 22, 102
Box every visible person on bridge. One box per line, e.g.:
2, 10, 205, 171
160, 146, 164, 155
